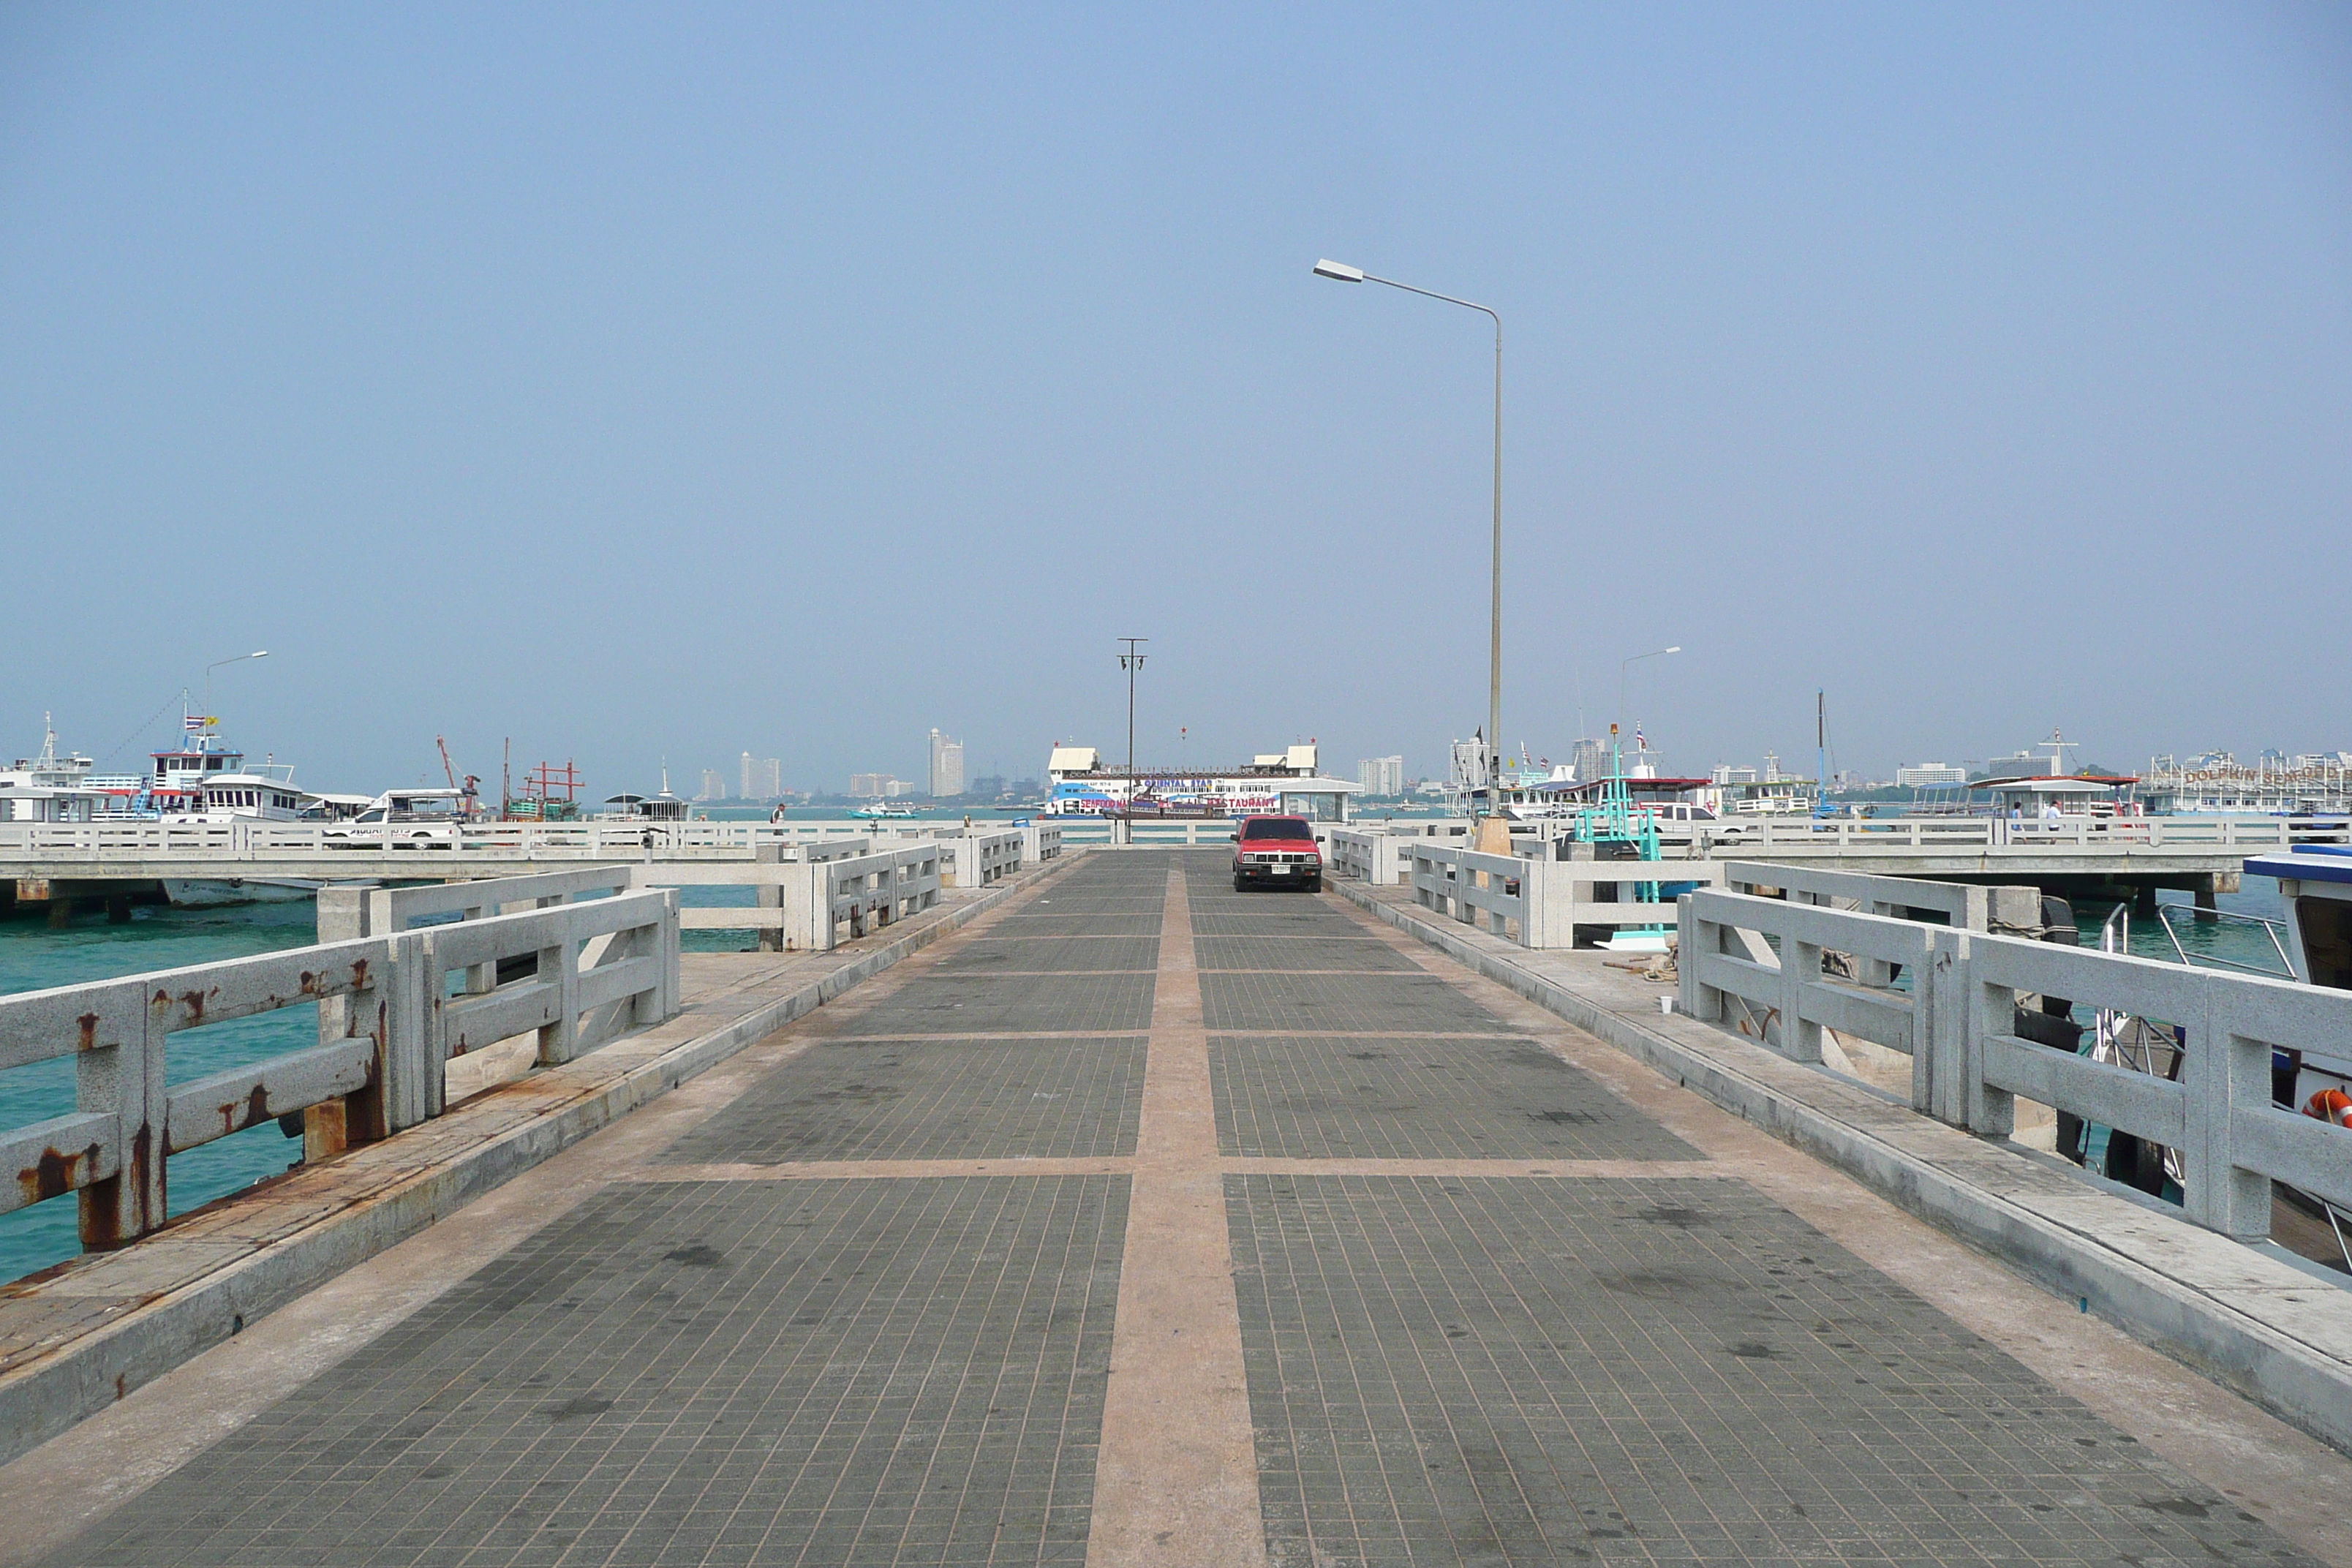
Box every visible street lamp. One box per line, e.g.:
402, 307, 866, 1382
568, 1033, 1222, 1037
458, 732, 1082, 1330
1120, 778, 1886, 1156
1313, 258, 1504, 813
202, 649, 269, 716
1618, 646, 1681, 741
1117, 638, 1148, 805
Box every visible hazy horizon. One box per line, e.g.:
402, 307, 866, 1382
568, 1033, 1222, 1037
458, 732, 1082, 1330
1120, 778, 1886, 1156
6, 6, 2347, 798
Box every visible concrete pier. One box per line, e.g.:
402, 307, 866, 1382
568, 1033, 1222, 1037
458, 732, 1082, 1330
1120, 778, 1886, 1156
2, 851, 2346, 1567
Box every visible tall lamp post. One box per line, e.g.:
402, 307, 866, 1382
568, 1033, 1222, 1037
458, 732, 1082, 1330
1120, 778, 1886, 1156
1313, 259, 1503, 816
202, 649, 269, 717
1117, 638, 1148, 805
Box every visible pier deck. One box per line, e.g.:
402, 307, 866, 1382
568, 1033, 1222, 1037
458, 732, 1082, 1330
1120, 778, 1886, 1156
4, 852, 2348, 1567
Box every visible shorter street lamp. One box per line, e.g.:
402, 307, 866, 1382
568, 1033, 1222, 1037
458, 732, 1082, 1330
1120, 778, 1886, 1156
203, 649, 269, 716
1117, 638, 1148, 797
1618, 647, 1681, 743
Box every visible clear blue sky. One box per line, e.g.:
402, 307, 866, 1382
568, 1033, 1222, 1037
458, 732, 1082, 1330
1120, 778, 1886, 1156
4, 4, 2346, 793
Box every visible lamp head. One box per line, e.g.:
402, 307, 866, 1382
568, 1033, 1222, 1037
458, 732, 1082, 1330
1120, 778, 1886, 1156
1312, 259, 1365, 282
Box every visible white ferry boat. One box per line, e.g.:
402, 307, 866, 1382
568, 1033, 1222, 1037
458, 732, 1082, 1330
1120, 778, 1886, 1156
1042, 742, 1361, 822
0, 715, 107, 823
2237, 848, 2352, 1116
91, 711, 325, 905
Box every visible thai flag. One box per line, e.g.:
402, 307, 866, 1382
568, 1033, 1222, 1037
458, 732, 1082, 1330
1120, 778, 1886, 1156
1635, 725, 1646, 750
184, 715, 206, 732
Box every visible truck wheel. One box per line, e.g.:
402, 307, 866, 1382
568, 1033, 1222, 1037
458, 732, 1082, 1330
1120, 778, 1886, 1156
1233, 875, 1247, 892
1305, 877, 1322, 893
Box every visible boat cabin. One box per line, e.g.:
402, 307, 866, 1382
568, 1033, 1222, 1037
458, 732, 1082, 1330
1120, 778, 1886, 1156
604, 792, 691, 822
1978, 774, 2141, 818
353, 787, 478, 825
2239, 848, 2352, 1115
192, 773, 314, 821
0, 784, 105, 823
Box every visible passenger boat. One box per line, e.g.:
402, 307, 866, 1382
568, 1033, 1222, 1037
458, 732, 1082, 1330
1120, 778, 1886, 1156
0, 715, 107, 823
2238, 848, 2352, 1117
91, 710, 325, 905
1042, 743, 1362, 823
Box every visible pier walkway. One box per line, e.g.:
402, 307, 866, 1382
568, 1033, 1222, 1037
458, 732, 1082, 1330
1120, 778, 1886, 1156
5, 852, 2348, 1567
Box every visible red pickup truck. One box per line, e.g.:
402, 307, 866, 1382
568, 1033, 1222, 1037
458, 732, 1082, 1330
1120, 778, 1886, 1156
1230, 814, 1323, 892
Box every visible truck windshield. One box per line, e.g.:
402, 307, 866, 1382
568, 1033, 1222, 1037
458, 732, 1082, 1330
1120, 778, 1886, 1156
1242, 818, 1313, 840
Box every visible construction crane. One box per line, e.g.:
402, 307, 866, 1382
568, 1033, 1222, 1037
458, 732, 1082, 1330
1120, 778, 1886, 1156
435, 736, 483, 815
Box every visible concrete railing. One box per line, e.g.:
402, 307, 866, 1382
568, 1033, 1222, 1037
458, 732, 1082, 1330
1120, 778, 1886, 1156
1677, 886, 2352, 1248
936, 829, 1025, 889
0, 879, 680, 1251
1329, 829, 1405, 886
1404, 843, 1725, 948
1696, 815, 2348, 854
1719, 862, 2038, 932
781, 843, 945, 951
1681, 889, 1942, 1101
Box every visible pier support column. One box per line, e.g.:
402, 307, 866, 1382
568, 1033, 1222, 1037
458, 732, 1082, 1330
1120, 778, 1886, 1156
0, 881, 14, 919
2133, 883, 2160, 918
105, 892, 132, 924
46, 895, 75, 928
2194, 887, 2219, 923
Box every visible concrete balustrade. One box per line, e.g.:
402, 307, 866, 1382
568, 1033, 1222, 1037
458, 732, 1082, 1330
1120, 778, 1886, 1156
1677, 878, 2352, 1250
1403, 841, 1726, 948
779, 843, 946, 951
937, 829, 1026, 889
0, 875, 682, 1251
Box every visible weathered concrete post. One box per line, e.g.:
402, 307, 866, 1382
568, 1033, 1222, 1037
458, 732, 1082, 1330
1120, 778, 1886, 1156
755, 843, 784, 951
77, 982, 162, 1249
311, 886, 369, 1160
2187, 979, 2272, 1242
1963, 944, 2017, 1139
537, 925, 578, 1066
380, 932, 438, 1130
1676, 894, 1721, 1022
1779, 926, 1824, 1065
1927, 928, 1972, 1126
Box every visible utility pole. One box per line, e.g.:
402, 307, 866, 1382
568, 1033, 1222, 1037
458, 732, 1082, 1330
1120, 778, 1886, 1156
1118, 638, 1148, 802
1817, 690, 1828, 804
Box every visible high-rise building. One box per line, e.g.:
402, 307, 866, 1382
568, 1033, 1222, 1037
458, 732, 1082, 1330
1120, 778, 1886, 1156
929, 730, 965, 798
850, 772, 894, 799
1568, 737, 1609, 786
696, 769, 725, 802
1896, 763, 1968, 788
738, 753, 780, 799
1356, 755, 1404, 795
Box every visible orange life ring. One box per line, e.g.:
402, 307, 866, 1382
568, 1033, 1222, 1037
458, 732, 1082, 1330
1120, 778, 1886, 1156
2304, 1088, 2352, 1128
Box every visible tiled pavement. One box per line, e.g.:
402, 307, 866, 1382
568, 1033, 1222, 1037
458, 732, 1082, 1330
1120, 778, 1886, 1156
30, 850, 2324, 1568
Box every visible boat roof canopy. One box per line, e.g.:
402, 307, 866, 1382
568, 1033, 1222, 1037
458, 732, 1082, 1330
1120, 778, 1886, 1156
1978, 773, 2138, 791
1533, 776, 1711, 798
2245, 849, 2352, 888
